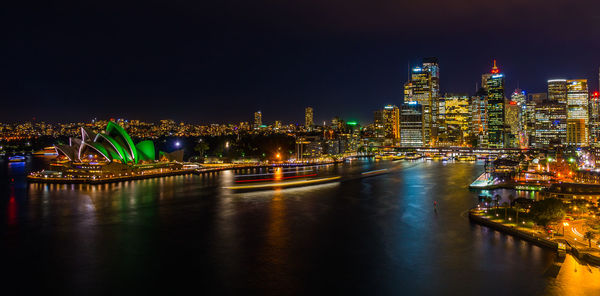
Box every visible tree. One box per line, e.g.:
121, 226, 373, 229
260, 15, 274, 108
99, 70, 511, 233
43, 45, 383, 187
508, 194, 515, 208
585, 217, 600, 231
494, 194, 501, 211
529, 198, 566, 227
584, 231, 596, 248
194, 141, 209, 158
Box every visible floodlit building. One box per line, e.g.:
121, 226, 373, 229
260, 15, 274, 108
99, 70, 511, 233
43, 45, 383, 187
254, 111, 262, 129
485, 60, 505, 148
404, 57, 440, 146
382, 105, 400, 141
548, 79, 568, 104
439, 95, 470, 146
566, 79, 589, 146
305, 107, 314, 129
534, 101, 567, 148
400, 103, 423, 147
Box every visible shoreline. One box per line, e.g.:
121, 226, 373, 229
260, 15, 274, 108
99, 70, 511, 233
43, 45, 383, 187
468, 209, 600, 266
26, 160, 344, 184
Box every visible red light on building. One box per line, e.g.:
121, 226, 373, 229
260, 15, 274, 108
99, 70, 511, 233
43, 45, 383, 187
509, 101, 517, 105
593, 91, 599, 98
491, 59, 499, 74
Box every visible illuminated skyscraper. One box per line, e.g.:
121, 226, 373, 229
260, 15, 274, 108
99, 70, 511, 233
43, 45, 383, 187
534, 101, 567, 148
439, 95, 470, 146
589, 91, 600, 146
401, 103, 423, 147
382, 105, 400, 140
505, 101, 520, 148
511, 89, 526, 106
485, 60, 505, 148
404, 57, 440, 146
305, 107, 314, 129
254, 111, 262, 129
470, 88, 487, 147
566, 79, 589, 146
548, 79, 567, 104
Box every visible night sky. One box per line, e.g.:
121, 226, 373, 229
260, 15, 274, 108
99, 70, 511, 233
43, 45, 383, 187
3, 0, 600, 124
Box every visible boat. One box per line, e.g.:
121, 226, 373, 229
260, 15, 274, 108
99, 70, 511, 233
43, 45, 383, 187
33, 146, 58, 156
8, 155, 26, 162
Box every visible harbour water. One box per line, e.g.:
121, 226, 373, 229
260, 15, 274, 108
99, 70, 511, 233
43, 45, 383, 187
1, 158, 599, 295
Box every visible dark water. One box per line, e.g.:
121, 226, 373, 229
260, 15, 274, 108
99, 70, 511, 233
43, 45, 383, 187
1, 158, 599, 295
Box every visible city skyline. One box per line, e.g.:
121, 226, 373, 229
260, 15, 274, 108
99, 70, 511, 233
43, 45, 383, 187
3, 1, 600, 123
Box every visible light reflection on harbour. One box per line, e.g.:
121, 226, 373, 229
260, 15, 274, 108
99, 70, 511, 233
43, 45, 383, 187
1, 158, 599, 294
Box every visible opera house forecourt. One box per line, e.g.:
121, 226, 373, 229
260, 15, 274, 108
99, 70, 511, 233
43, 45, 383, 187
28, 122, 192, 183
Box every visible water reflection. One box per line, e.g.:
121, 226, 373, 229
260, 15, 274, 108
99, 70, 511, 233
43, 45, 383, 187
0, 159, 599, 295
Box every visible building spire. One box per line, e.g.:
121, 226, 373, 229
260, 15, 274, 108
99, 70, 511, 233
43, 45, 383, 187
491, 59, 499, 74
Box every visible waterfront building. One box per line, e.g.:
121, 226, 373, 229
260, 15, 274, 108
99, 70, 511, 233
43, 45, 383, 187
485, 60, 505, 148
548, 79, 568, 104
533, 101, 567, 148
382, 105, 400, 141
305, 107, 314, 130
400, 103, 423, 147
404, 57, 440, 146
254, 111, 262, 129
566, 79, 589, 146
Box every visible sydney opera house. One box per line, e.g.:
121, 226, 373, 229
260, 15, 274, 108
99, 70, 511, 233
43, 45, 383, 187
30, 122, 186, 182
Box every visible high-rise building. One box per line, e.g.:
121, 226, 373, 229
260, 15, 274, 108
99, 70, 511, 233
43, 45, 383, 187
485, 60, 505, 148
534, 101, 567, 148
566, 79, 589, 146
470, 88, 487, 147
548, 79, 567, 104
528, 93, 548, 103
404, 57, 440, 146
254, 111, 262, 129
305, 107, 314, 129
511, 89, 526, 106
439, 95, 470, 146
505, 101, 521, 148
400, 103, 423, 147
589, 91, 600, 146
382, 105, 400, 140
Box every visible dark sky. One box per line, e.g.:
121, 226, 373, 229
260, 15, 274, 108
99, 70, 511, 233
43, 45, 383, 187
2, 0, 600, 124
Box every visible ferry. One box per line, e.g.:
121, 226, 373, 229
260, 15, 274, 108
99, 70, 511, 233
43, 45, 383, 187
33, 146, 58, 156
457, 155, 476, 162
8, 155, 26, 162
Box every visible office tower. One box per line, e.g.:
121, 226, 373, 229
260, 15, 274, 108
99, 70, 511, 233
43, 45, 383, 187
548, 79, 568, 104
470, 88, 487, 147
505, 101, 520, 148
534, 101, 567, 148
441, 95, 470, 146
485, 60, 505, 148
528, 92, 548, 103
511, 89, 526, 106
373, 110, 384, 138
590, 91, 600, 146
274, 120, 282, 129
404, 57, 440, 146
254, 111, 262, 129
524, 100, 537, 148
382, 105, 400, 140
401, 103, 423, 147
305, 107, 314, 129
566, 79, 589, 146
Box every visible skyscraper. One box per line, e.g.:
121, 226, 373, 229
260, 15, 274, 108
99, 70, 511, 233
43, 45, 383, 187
470, 88, 487, 147
382, 105, 400, 141
254, 111, 262, 129
440, 95, 470, 146
566, 79, 589, 146
485, 60, 505, 148
404, 57, 440, 146
534, 101, 567, 148
305, 107, 314, 130
401, 103, 423, 147
548, 79, 567, 104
